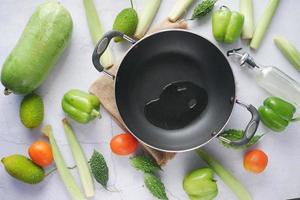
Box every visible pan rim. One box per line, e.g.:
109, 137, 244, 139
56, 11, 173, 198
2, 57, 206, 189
114, 29, 236, 153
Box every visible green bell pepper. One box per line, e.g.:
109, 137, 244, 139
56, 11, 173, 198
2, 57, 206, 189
258, 97, 296, 132
62, 89, 101, 124
212, 6, 244, 44
183, 168, 218, 200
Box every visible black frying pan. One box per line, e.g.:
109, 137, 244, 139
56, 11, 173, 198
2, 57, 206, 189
92, 30, 260, 152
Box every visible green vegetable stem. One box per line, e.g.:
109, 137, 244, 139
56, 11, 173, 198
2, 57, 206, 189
62, 89, 101, 124
274, 36, 300, 72
134, 0, 161, 39
250, 0, 280, 49
196, 149, 252, 200
168, 0, 195, 22
63, 119, 95, 197
83, 0, 114, 69
212, 6, 244, 44
43, 125, 86, 200
240, 0, 254, 39
259, 96, 299, 132
183, 168, 218, 200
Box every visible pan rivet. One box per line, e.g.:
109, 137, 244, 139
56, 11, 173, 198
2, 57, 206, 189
211, 131, 217, 136
230, 97, 235, 103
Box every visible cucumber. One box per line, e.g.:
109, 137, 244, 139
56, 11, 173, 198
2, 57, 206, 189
1, 2, 73, 95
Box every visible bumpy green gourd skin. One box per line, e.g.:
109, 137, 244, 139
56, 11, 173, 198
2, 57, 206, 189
144, 173, 168, 200
130, 155, 161, 174
90, 150, 109, 188
1, 2, 73, 95
20, 93, 44, 128
112, 8, 138, 42
1, 154, 44, 184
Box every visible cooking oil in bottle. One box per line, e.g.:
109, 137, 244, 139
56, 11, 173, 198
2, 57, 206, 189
228, 49, 300, 108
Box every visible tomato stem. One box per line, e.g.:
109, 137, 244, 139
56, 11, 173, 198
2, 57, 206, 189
4, 88, 12, 95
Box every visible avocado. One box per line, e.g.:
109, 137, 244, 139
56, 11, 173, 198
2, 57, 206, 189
112, 8, 138, 42
1, 154, 45, 184
20, 93, 44, 128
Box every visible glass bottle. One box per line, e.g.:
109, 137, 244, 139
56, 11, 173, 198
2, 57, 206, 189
227, 48, 300, 108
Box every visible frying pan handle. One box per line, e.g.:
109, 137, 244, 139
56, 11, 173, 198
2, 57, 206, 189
219, 99, 260, 146
92, 31, 136, 78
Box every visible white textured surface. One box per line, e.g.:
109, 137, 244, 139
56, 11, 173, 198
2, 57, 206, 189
0, 0, 300, 200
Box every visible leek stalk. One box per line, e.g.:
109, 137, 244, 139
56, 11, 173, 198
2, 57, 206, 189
240, 0, 254, 39
134, 0, 161, 39
168, 0, 195, 22
197, 149, 252, 200
42, 125, 86, 200
83, 0, 114, 69
250, 0, 280, 49
63, 119, 95, 198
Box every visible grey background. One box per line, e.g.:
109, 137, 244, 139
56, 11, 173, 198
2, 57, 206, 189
0, 0, 299, 199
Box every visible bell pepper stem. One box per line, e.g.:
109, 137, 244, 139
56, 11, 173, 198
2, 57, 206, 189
91, 109, 101, 119
291, 117, 300, 122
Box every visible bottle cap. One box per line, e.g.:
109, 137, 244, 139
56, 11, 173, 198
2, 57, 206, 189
227, 48, 259, 68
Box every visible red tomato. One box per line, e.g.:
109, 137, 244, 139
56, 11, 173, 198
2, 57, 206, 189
110, 133, 138, 155
244, 149, 268, 173
28, 140, 53, 167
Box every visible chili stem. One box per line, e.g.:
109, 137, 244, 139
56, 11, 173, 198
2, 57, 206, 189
130, 0, 134, 9
292, 117, 300, 122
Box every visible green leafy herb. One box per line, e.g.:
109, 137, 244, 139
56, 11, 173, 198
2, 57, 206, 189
219, 129, 263, 149
130, 155, 161, 174
144, 173, 168, 200
90, 150, 109, 188
191, 0, 217, 20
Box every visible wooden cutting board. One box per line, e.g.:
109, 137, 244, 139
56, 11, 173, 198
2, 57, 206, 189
89, 19, 188, 166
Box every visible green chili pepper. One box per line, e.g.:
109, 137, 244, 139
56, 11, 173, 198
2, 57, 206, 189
259, 97, 296, 132
212, 6, 244, 44
62, 89, 101, 124
183, 168, 218, 200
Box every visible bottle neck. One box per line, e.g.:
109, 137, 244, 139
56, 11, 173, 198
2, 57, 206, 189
227, 49, 261, 69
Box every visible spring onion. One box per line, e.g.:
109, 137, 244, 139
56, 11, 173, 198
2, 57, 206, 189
168, 0, 195, 22
250, 0, 280, 49
63, 119, 94, 197
83, 0, 114, 69
197, 149, 252, 200
134, 0, 161, 39
240, 0, 254, 39
274, 36, 300, 72
42, 125, 86, 200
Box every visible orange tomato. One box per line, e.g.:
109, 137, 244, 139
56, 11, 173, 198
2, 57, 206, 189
28, 140, 53, 167
244, 149, 268, 173
110, 133, 138, 155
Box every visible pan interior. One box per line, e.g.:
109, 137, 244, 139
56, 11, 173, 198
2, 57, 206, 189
115, 30, 235, 152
